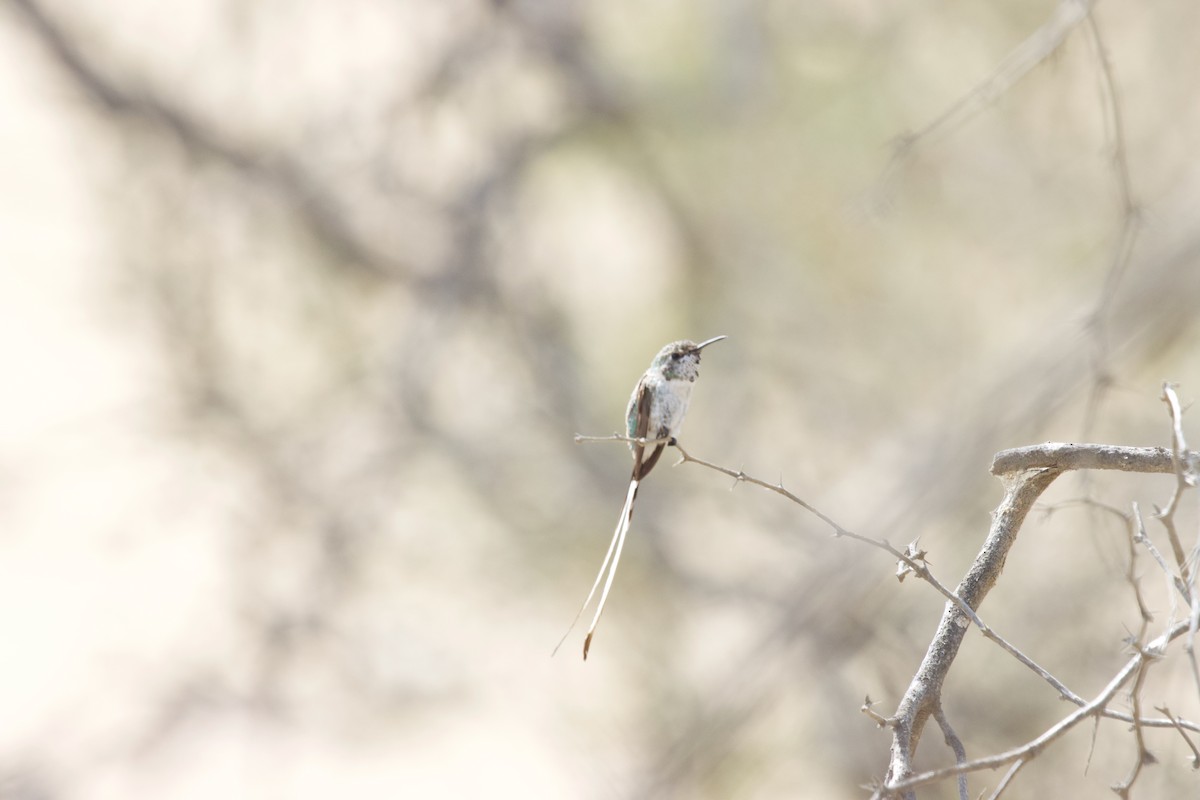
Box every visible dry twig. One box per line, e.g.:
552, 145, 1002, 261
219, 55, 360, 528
576, 434, 1200, 796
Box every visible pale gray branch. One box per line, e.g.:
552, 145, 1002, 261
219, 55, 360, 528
576, 434, 1200, 796
884, 442, 1196, 796
933, 705, 969, 800
990, 443, 1181, 476
884, 622, 1188, 796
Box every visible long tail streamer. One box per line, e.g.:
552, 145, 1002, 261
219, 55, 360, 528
552, 477, 641, 659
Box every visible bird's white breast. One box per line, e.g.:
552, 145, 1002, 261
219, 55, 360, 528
649, 376, 695, 438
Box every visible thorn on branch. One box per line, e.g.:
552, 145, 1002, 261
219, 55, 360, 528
862, 695, 893, 729
729, 469, 748, 490
896, 538, 928, 583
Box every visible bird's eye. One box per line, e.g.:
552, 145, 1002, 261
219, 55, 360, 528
671, 352, 682, 360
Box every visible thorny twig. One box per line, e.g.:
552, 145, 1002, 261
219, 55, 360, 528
1160, 383, 1200, 704
1112, 507, 1159, 799
576, 434, 1200, 797
883, 622, 1188, 796
1111, 654, 1159, 798
1132, 502, 1189, 602
1158, 384, 1193, 576
1155, 705, 1200, 769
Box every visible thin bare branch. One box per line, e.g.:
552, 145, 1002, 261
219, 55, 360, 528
1126, 505, 1156, 629
667, 443, 1071, 705
985, 758, 1027, 800
1081, 5, 1135, 215
1190, 595, 1200, 705
578, 433, 1200, 795
1132, 502, 1189, 602
933, 705, 969, 800
1038, 496, 1132, 524
875, 0, 1095, 203
882, 622, 1188, 796
1111, 503, 1157, 799
1078, 4, 1141, 439
575, 433, 672, 447
1159, 384, 1193, 570
1154, 705, 1200, 770
1111, 655, 1158, 798
1159, 383, 1200, 702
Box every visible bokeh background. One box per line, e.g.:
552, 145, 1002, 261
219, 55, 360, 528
4, 0, 1200, 797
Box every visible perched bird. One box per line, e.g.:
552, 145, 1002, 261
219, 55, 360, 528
556, 335, 727, 660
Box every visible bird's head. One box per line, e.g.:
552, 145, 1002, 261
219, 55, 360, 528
652, 335, 726, 382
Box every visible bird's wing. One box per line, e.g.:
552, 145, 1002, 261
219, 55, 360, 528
630, 376, 650, 475
630, 377, 667, 479
638, 441, 665, 479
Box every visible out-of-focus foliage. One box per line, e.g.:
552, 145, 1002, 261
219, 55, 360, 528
3, 0, 1200, 797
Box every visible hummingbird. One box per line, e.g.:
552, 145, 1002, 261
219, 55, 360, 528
556, 335, 727, 660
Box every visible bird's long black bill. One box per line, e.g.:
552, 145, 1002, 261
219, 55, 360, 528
694, 335, 727, 351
